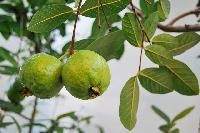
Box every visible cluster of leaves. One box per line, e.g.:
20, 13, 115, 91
1, 0, 199, 132
23, 112, 103, 133
0, 100, 103, 133
0, 0, 104, 132
152, 105, 194, 133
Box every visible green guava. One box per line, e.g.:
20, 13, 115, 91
62, 50, 111, 100
7, 78, 25, 104
19, 53, 63, 99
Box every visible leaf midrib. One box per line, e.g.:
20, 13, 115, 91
129, 77, 137, 129
29, 9, 74, 28
81, 0, 120, 15
139, 72, 172, 91
166, 65, 195, 93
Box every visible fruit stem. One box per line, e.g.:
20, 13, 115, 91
59, 50, 69, 60
69, 0, 83, 55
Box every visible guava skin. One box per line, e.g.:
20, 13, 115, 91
19, 53, 63, 99
62, 50, 111, 100
7, 78, 25, 104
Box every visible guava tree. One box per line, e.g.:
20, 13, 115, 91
0, 0, 104, 132
0, 0, 200, 132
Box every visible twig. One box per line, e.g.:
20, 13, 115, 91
128, 4, 200, 32
130, 2, 151, 44
28, 98, 38, 133
18, 113, 30, 121
100, 0, 112, 32
167, 8, 200, 25
158, 24, 200, 32
69, 0, 82, 55
98, 0, 101, 30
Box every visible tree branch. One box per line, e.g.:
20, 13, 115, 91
167, 8, 200, 25
158, 24, 200, 32
28, 98, 38, 133
128, 4, 200, 32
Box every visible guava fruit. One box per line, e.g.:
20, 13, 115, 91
62, 50, 111, 100
7, 78, 25, 104
19, 53, 63, 99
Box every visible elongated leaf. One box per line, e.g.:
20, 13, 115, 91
163, 60, 199, 95
63, 30, 125, 61
145, 45, 199, 95
0, 122, 14, 128
28, 5, 74, 33
56, 112, 76, 121
159, 124, 175, 132
152, 33, 179, 54
90, 15, 121, 39
152, 105, 170, 123
174, 32, 200, 55
0, 100, 23, 113
145, 45, 173, 64
80, 0, 129, 18
0, 47, 17, 66
144, 11, 159, 39
122, 13, 143, 47
140, 0, 157, 17
139, 68, 174, 94
170, 128, 180, 133
152, 33, 200, 56
23, 123, 47, 129
172, 106, 194, 123
119, 77, 139, 130
157, 0, 170, 20
0, 65, 18, 75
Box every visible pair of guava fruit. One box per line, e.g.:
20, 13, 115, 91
19, 50, 111, 100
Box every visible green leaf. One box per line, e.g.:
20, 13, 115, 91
46, 0, 66, 4
0, 99, 23, 113
27, 0, 48, 8
152, 32, 200, 56
119, 76, 139, 131
23, 123, 47, 129
159, 124, 175, 133
140, 0, 157, 17
138, 68, 174, 94
162, 60, 199, 95
56, 112, 77, 121
122, 13, 143, 47
170, 128, 180, 133
157, 0, 170, 20
0, 47, 17, 66
79, 116, 93, 124
174, 32, 200, 55
55, 127, 64, 133
28, 4, 74, 33
172, 106, 194, 123
0, 122, 14, 128
80, 0, 129, 18
152, 33, 179, 55
145, 45, 173, 64
144, 11, 159, 39
90, 15, 121, 39
151, 105, 170, 123
0, 65, 18, 75
63, 30, 125, 61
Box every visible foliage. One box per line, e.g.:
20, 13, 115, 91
0, 0, 104, 132
152, 105, 194, 133
0, 0, 199, 132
